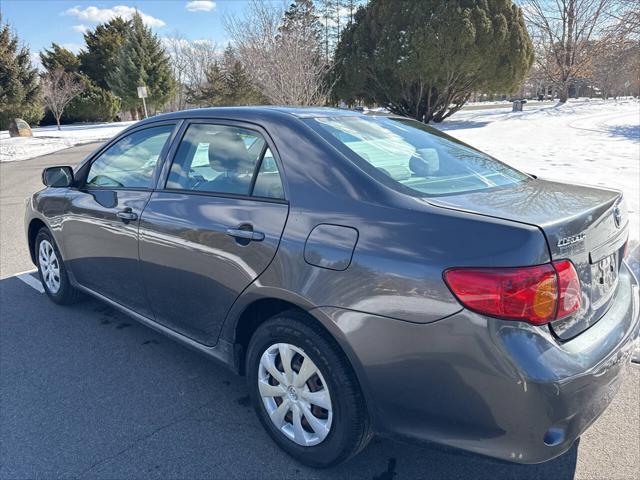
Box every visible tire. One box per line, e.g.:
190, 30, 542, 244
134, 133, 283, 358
35, 228, 82, 305
246, 310, 372, 468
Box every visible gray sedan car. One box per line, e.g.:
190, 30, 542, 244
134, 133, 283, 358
25, 107, 639, 468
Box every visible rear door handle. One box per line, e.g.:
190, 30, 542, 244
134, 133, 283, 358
226, 227, 265, 242
116, 208, 138, 222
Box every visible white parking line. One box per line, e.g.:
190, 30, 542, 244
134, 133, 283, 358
15, 270, 44, 293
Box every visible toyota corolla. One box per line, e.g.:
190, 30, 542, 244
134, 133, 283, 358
25, 107, 639, 467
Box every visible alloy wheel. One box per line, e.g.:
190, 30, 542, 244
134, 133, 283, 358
258, 343, 333, 446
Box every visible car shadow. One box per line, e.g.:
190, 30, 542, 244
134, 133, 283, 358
605, 124, 640, 142
436, 120, 491, 131
0, 274, 579, 479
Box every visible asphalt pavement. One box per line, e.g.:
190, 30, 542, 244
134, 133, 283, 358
0, 143, 638, 479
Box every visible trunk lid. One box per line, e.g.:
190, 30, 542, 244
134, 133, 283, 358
428, 178, 629, 339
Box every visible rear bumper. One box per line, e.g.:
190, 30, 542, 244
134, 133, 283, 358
319, 261, 639, 464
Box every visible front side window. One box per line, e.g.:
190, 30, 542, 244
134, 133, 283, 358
166, 123, 284, 199
306, 116, 529, 196
86, 125, 174, 189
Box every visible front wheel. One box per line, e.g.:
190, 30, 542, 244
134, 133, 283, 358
246, 311, 372, 467
35, 228, 82, 304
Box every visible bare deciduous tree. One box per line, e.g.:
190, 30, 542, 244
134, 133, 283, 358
609, 0, 640, 38
224, 0, 330, 106
163, 32, 221, 110
41, 69, 84, 130
591, 32, 640, 98
164, 34, 219, 110
521, 0, 617, 102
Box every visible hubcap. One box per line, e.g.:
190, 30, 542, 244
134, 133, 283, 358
38, 239, 61, 294
258, 343, 333, 446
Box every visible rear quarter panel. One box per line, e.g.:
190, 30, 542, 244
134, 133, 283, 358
221, 114, 551, 329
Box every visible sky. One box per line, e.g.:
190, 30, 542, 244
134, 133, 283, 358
1, 1, 278, 60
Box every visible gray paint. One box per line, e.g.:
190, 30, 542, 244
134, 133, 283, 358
304, 224, 358, 271
25, 106, 640, 465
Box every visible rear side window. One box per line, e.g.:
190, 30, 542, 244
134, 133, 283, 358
86, 125, 174, 189
166, 123, 284, 199
306, 116, 528, 196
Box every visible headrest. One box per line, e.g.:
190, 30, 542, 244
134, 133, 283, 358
208, 131, 254, 173
409, 148, 439, 176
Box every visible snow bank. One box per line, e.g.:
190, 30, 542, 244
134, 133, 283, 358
436, 98, 640, 241
0, 121, 135, 162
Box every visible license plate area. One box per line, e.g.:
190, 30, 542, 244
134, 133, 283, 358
591, 253, 619, 309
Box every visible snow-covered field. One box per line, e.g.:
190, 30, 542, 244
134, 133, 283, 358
436, 98, 640, 241
0, 121, 134, 162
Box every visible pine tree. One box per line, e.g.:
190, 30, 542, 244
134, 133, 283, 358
39, 42, 120, 124
40, 43, 80, 73
0, 16, 43, 129
79, 17, 130, 90
187, 47, 265, 107
281, 0, 323, 51
107, 13, 175, 118
333, 0, 534, 122
187, 61, 227, 107
221, 46, 264, 105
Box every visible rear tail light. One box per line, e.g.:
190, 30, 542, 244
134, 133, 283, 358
553, 260, 581, 318
443, 260, 581, 325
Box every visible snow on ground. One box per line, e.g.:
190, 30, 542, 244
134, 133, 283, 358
0, 121, 134, 162
436, 98, 640, 241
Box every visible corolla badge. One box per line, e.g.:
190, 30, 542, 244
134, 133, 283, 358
557, 233, 586, 248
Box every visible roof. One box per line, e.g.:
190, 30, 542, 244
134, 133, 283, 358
137, 106, 363, 126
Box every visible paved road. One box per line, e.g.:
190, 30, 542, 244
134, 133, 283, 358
1, 144, 638, 479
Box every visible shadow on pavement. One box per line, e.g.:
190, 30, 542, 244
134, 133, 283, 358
605, 124, 640, 142
0, 274, 580, 479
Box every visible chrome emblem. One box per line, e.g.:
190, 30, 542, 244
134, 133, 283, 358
287, 385, 299, 401
613, 206, 622, 228
557, 233, 586, 248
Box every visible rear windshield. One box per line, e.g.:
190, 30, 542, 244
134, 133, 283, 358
306, 115, 529, 196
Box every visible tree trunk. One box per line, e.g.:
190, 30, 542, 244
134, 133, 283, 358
130, 108, 138, 121
559, 85, 569, 103
55, 116, 61, 131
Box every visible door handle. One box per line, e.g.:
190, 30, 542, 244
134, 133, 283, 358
116, 208, 138, 222
226, 227, 265, 242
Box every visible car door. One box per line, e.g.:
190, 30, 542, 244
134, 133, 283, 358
138, 120, 289, 346
62, 122, 178, 317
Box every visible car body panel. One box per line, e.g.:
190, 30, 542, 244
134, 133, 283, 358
316, 262, 639, 463
428, 178, 629, 339
138, 192, 289, 345
24, 106, 640, 465
62, 188, 153, 316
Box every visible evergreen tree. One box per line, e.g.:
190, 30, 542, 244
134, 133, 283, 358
221, 46, 264, 105
40, 43, 80, 73
79, 17, 130, 89
39, 42, 120, 124
187, 47, 265, 107
107, 12, 175, 118
187, 61, 227, 107
65, 81, 121, 122
281, 0, 323, 51
0, 16, 43, 128
333, 0, 534, 122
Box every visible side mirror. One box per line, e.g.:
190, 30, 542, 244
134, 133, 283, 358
42, 166, 74, 187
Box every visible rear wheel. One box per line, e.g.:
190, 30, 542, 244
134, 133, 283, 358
35, 228, 82, 304
246, 311, 372, 467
